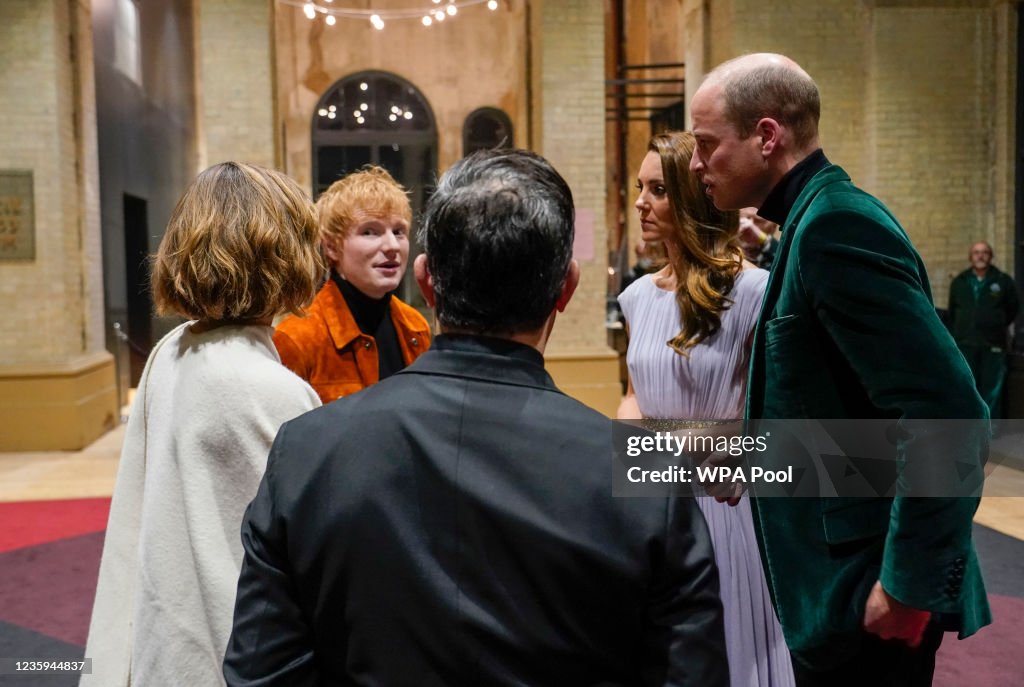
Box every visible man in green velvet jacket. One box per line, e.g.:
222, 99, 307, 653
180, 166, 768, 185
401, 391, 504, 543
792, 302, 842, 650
690, 53, 991, 685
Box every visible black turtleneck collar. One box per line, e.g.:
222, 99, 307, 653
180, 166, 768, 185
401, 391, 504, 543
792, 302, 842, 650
331, 271, 392, 336
758, 149, 829, 227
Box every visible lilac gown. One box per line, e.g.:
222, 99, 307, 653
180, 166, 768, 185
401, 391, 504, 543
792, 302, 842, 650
619, 269, 794, 687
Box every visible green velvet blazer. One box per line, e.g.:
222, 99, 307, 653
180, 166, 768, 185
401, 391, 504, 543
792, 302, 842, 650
745, 164, 992, 670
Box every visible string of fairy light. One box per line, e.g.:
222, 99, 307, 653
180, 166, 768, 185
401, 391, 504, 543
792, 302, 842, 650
280, 0, 501, 30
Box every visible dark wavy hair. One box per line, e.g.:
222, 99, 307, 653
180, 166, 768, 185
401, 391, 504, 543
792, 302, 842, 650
648, 132, 741, 353
418, 149, 574, 335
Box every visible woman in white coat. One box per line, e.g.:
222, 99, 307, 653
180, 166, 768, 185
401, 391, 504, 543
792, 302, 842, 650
82, 162, 324, 686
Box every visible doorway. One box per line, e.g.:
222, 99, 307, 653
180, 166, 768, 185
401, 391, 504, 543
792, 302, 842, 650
123, 193, 152, 387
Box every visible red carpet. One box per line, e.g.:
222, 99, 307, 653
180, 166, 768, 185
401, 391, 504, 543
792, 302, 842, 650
935, 594, 1024, 686
0, 496, 1020, 686
0, 531, 105, 646
0, 497, 110, 553
0, 498, 109, 648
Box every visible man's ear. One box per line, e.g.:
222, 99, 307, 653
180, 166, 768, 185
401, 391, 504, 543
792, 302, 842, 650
414, 254, 435, 308
555, 259, 580, 313
755, 118, 783, 157
322, 235, 343, 267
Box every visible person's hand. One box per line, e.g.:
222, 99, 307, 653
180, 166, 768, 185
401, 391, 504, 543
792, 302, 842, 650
862, 581, 931, 647
737, 218, 765, 247
712, 484, 744, 507
699, 450, 746, 506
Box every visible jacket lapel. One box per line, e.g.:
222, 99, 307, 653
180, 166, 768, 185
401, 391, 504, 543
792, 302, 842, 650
320, 280, 362, 351
746, 164, 851, 419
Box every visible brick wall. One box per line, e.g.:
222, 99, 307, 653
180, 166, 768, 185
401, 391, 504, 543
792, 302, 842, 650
702, 0, 1014, 306
538, 0, 608, 353
0, 0, 103, 365
74, 0, 105, 354
867, 5, 996, 305
196, 0, 276, 168
728, 0, 869, 194
992, 1, 1017, 276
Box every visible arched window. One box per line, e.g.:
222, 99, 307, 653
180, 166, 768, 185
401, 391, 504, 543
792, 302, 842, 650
462, 107, 513, 156
312, 71, 436, 198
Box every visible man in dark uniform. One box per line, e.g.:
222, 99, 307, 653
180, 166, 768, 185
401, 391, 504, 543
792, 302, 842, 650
948, 241, 1020, 418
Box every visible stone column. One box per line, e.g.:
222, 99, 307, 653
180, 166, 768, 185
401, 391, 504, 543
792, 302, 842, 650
682, 0, 710, 128
0, 0, 117, 450
532, 0, 620, 416
194, 0, 278, 168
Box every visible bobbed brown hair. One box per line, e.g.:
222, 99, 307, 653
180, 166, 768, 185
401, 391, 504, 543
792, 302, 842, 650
152, 161, 324, 322
648, 131, 741, 354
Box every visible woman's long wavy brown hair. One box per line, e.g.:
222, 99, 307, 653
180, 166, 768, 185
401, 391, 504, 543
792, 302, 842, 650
648, 132, 741, 354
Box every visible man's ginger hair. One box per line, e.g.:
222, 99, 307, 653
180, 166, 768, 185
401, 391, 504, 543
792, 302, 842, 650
316, 166, 412, 250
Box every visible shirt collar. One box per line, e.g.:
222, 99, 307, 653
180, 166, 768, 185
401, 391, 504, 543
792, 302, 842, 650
430, 334, 545, 369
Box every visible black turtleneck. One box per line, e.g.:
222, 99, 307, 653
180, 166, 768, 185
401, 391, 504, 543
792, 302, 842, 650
758, 148, 829, 227
331, 272, 405, 380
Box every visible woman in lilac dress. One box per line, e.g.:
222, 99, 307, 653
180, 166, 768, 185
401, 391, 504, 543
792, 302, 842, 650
618, 131, 794, 687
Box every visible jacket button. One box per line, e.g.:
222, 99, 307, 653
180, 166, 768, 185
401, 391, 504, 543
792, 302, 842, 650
363, 340, 372, 349
411, 337, 418, 347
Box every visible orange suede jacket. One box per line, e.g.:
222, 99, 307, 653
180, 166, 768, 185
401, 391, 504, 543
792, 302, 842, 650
273, 280, 431, 404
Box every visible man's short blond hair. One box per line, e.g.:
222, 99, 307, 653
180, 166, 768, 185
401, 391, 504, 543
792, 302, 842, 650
316, 166, 412, 244
152, 162, 324, 322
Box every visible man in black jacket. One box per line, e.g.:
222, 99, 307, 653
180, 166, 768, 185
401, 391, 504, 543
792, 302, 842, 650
224, 149, 727, 687
948, 241, 1020, 418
